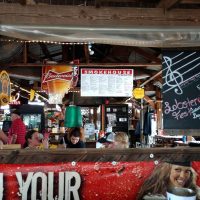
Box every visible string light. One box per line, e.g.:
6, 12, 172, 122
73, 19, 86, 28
0, 38, 95, 45
68, 90, 80, 93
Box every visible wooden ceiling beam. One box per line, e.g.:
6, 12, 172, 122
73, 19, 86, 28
0, 4, 200, 26
144, 95, 156, 109
140, 70, 162, 87
95, 0, 137, 6
157, 0, 180, 10
39, 43, 52, 60
62, 45, 68, 62
23, 43, 28, 64
4, 63, 161, 67
84, 44, 90, 64
180, 0, 200, 4
133, 47, 161, 63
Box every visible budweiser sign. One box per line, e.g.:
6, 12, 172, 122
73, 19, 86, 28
42, 70, 73, 83
41, 65, 79, 103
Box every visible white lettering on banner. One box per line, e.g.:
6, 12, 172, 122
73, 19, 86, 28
16, 172, 33, 200
65, 172, 81, 200
0, 173, 3, 200
48, 172, 65, 200
32, 172, 47, 200
15, 171, 81, 200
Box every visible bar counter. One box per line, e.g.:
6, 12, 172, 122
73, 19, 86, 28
0, 147, 200, 164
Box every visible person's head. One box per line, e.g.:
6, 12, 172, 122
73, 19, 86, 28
97, 132, 115, 148
113, 132, 129, 148
169, 163, 193, 188
137, 162, 197, 200
24, 130, 43, 148
68, 127, 84, 144
11, 109, 21, 121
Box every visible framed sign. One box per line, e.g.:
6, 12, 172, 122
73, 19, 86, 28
81, 68, 133, 97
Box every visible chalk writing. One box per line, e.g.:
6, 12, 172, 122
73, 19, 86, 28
164, 56, 183, 95
163, 52, 200, 94
164, 97, 200, 120
192, 106, 200, 120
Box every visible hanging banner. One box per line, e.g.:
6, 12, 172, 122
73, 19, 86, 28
41, 65, 78, 104
0, 161, 200, 200
81, 69, 133, 97
162, 51, 200, 135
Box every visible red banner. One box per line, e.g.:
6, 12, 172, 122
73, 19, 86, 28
0, 161, 200, 199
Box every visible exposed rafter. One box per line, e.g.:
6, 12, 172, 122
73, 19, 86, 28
181, 0, 200, 4
157, 0, 180, 10
3, 63, 161, 67
39, 43, 52, 60
0, 4, 200, 26
133, 47, 161, 63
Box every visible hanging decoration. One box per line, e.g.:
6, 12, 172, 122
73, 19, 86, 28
29, 89, 35, 101
0, 93, 10, 106
133, 87, 145, 99
0, 70, 11, 106
41, 65, 79, 104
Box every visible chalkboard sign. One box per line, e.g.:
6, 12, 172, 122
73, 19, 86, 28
162, 51, 200, 134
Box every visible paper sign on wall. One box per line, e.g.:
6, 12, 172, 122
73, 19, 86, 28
81, 69, 133, 97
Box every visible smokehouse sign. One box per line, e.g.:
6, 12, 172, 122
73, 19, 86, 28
162, 51, 200, 132
81, 68, 133, 97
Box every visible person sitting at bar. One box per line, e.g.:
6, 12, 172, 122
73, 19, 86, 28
8, 109, 26, 147
60, 127, 85, 148
97, 132, 129, 149
136, 161, 200, 200
23, 130, 49, 149
0, 129, 9, 144
96, 132, 115, 148
112, 132, 129, 149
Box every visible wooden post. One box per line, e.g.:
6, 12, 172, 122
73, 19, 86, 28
101, 104, 105, 131
156, 88, 163, 133
140, 98, 144, 145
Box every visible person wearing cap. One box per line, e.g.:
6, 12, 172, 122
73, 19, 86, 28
97, 132, 129, 149
136, 161, 200, 200
8, 109, 26, 147
96, 132, 115, 148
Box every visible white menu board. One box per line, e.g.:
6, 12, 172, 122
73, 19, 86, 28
81, 68, 133, 97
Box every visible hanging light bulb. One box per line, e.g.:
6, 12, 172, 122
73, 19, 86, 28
88, 43, 95, 55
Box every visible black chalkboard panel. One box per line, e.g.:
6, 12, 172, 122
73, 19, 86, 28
162, 51, 200, 131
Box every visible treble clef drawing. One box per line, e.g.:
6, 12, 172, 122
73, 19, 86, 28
164, 56, 183, 95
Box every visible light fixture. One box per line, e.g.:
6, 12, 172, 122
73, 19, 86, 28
64, 67, 83, 128
64, 105, 82, 128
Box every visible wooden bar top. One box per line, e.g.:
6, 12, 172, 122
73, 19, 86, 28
0, 147, 199, 164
